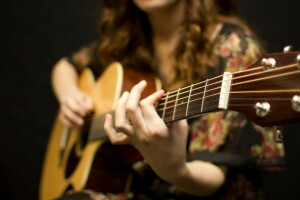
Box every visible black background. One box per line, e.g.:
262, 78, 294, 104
1, 0, 300, 200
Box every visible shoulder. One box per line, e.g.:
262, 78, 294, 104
219, 23, 250, 35
210, 23, 262, 72
215, 23, 260, 48
66, 40, 103, 75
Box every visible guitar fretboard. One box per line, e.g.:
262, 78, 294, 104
157, 73, 231, 123
88, 111, 113, 141
88, 72, 233, 141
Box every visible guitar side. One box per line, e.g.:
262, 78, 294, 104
39, 63, 125, 200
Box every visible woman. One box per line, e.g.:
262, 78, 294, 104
52, 0, 285, 199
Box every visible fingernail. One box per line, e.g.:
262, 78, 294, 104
121, 91, 129, 98
140, 80, 146, 86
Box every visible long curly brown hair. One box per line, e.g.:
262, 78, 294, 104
97, 0, 241, 86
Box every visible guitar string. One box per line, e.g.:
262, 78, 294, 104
159, 89, 300, 113
159, 68, 300, 117
87, 87, 299, 126
88, 86, 300, 130
158, 70, 300, 118
161, 62, 298, 103
160, 63, 266, 100
160, 63, 297, 102
83, 63, 300, 125
90, 89, 299, 137
158, 68, 298, 117
85, 70, 300, 127
161, 89, 300, 122
162, 94, 299, 122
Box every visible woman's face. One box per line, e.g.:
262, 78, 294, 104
132, 0, 181, 13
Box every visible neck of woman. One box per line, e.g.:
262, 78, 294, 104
147, 1, 185, 41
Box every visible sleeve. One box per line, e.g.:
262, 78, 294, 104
65, 40, 103, 76
187, 24, 285, 169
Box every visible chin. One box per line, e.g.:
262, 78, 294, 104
133, 0, 180, 13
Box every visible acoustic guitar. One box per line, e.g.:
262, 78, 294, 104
40, 51, 300, 200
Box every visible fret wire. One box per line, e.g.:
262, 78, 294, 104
163, 99, 221, 122
162, 91, 169, 120
160, 78, 219, 101
157, 85, 212, 111
186, 84, 193, 117
159, 78, 222, 108
164, 103, 218, 122
163, 97, 220, 120
172, 88, 180, 120
201, 79, 208, 113
160, 80, 205, 99
189, 103, 220, 116
158, 90, 221, 113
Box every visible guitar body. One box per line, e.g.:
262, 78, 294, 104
40, 62, 161, 200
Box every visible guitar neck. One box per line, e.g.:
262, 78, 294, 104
88, 111, 114, 141
87, 73, 233, 141
157, 72, 233, 124
88, 51, 300, 140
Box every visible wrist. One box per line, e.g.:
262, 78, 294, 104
57, 86, 80, 104
160, 161, 189, 184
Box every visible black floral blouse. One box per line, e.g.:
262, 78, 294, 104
60, 24, 286, 200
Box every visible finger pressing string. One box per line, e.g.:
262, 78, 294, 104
104, 113, 130, 145
125, 80, 149, 135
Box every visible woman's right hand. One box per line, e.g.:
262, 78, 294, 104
58, 89, 94, 129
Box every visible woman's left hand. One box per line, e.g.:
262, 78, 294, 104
104, 80, 189, 181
